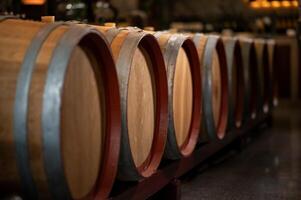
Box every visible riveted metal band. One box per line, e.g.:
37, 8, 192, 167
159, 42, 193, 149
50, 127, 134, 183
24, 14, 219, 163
202, 35, 228, 140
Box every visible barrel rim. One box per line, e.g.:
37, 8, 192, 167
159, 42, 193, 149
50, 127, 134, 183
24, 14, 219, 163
90, 29, 121, 199
42, 25, 120, 199
202, 35, 229, 140
178, 37, 202, 156
136, 34, 168, 177
107, 29, 168, 180
222, 37, 244, 129
154, 33, 202, 159
238, 39, 259, 124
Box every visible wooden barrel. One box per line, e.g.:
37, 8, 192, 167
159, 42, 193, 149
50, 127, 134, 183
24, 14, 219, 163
96, 26, 169, 180
193, 34, 228, 140
222, 37, 244, 129
153, 32, 201, 159
267, 39, 278, 108
254, 39, 271, 114
0, 19, 121, 199
239, 38, 259, 122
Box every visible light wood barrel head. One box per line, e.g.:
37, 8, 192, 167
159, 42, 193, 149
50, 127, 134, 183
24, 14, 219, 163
127, 46, 155, 167
211, 49, 222, 128
61, 46, 103, 199
173, 47, 193, 147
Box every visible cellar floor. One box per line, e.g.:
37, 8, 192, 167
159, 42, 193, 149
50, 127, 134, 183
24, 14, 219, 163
182, 100, 301, 200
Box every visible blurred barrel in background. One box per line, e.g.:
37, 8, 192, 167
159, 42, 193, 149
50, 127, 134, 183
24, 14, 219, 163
96, 26, 169, 180
153, 32, 202, 160
222, 37, 244, 129
239, 38, 259, 123
254, 39, 271, 114
193, 34, 228, 140
267, 39, 279, 109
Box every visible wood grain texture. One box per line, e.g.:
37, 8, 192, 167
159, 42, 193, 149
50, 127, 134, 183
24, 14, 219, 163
0, 19, 43, 191
61, 46, 103, 199
127, 46, 155, 167
173, 47, 193, 147
101, 28, 166, 180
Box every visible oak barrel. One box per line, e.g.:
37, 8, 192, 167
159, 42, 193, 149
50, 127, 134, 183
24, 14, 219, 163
222, 37, 244, 129
254, 39, 271, 114
193, 34, 228, 140
239, 38, 259, 122
0, 19, 121, 199
267, 39, 278, 108
96, 26, 169, 180
153, 32, 201, 160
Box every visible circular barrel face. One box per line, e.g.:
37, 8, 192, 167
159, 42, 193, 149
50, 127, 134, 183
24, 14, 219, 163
211, 49, 222, 128
173, 47, 193, 147
61, 46, 103, 199
127, 46, 155, 167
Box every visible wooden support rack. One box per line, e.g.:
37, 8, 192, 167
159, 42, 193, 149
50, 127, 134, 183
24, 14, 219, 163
109, 114, 271, 200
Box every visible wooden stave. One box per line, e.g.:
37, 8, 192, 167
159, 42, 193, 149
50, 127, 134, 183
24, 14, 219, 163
97, 27, 169, 180
222, 37, 244, 129
239, 38, 259, 124
194, 34, 229, 140
0, 19, 121, 200
154, 32, 202, 160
